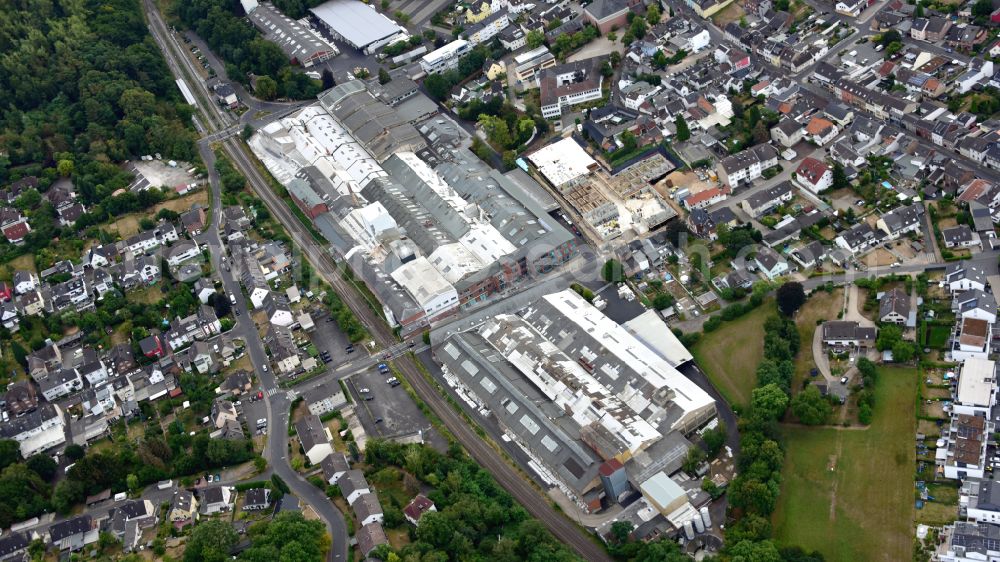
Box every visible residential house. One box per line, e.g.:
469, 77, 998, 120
321, 452, 351, 484
911, 17, 951, 42
221, 371, 253, 396
879, 287, 911, 325
943, 225, 981, 248
36, 368, 83, 401
404, 495, 437, 525
0, 208, 30, 245
339, 470, 372, 506
955, 317, 992, 361
877, 202, 924, 239
794, 157, 834, 194
945, 261, 988, 294
354, 492, 384, 526
4, 382, 38, 418
962, 480, 1000, 524
717, 144, 779, 188
170, 490, 198, 527
12, 270, 37, 295
295, 414, 333, 464
243, 488, 271, 511
821, 321, 877, 347
754, 247, 789, 280
164, 240, 201, 268
303, 380, 348, 417
835, 222, 880, 255
771, 118, 804, 148
539, 57, 606, 119
953, 358, 996, 417
0, 533, 28, 561
954, 289, 997, 324
356, 523, 389, 558
683, 185, 730, 211
180, 208, 206, 236
740, 181, 794, 218
212, 398, 239, 429
0, 402, 65, 458
263, 293, 294, 327
805, 116, 839, 146
200, 486, 235, 514
790, 240, 827, 269
47, 515, 97, 551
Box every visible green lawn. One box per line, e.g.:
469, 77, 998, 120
772, 367, 918, 562
925, 324, 950, 349
691, 300, 775, 408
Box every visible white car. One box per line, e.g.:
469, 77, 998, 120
840, 376, 849, 384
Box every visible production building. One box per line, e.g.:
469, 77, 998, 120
246, 1, 339, 67
249, 82, 574, 334
527, 137, 599, 190
310, 0, 408, 54
435, 289, 716, 505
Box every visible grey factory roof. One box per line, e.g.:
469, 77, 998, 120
318, 82, 426, 162
310, 0, 405, 50
248, 2, 337, 64
436, 148, 573, 256
437, 331, 603, 495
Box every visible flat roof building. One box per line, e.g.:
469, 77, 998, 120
956, 358, 997, 416
528, 138, 598, 189
419, 40, 473, 75
248, 2, 338, 67
310, 0, 407, 54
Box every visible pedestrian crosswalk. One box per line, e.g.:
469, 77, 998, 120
265, 387, 280, 397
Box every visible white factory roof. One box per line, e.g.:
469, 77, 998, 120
459, 223, 516, 264
537, 290, 715, 430
310, 0, 406, 49
624, 310, 694, 367
339, 202, 397, 250
958, 357, 996, 407
528, 138, 597, 187
479, 314, 662, 455
390, 256, 457, 310
640, 471, 686, 509
252, 105, 386, 195
428, 244, 485, 284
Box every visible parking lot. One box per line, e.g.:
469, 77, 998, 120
239, 392, 270, 436
343, 363, 434, 442
308, 306, 360, 366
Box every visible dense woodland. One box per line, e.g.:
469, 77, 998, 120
0, 0, 197, 185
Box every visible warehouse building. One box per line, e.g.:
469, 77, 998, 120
318, 81, 426, 162
247, 2, 339, 67
435, 289, 715, 501
310, 0, 408, 54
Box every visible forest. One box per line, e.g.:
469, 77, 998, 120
0, 0, 197, 186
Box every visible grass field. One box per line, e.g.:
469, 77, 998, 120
692, 300, 775, 408
773, 367, 918, 562
792, 288, 843, 393
925, 324, 950, 349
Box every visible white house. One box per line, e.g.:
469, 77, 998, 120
794, 157, 833, 194
339, 470, 372, 506
946, 261, 988, 294
295, 414, 333, 465
954, 358, 997, 417
754, 247, 789, 280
